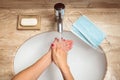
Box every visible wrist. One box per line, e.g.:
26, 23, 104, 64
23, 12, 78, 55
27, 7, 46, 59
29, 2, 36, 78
45, 51, 52, 63
59, 64, 70, 71
59, 64, 74, 80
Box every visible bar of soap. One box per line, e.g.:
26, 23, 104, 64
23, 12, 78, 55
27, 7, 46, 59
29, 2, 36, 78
21, 18, 38, 26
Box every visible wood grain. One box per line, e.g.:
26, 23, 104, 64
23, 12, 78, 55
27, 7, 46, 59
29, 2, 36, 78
0, 8, 120, 80
0, 0, 120, 9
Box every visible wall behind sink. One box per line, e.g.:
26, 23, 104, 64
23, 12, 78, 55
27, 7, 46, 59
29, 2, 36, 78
0, 0, 120, 9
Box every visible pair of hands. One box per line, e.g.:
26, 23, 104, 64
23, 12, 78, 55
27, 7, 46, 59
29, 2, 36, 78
48, 38, 73, 69
11, 38, 73, 80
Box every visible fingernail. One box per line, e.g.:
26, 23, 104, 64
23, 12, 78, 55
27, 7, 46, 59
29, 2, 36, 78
51, 44, 54, 47
55, 37, 57, 40
56, 38, 59, 41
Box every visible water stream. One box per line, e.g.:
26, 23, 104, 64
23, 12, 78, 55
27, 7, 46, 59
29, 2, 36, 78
58, 32, 62, 41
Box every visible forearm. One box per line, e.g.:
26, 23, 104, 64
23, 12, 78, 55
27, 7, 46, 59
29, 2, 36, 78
60, 64, 74, 80
12, 52, 52, 80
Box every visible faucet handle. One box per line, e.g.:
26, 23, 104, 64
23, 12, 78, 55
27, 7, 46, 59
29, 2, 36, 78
54, 3, 65, 17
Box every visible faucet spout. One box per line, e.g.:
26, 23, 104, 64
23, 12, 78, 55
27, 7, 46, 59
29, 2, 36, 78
57, 11, 63, 33
54, 3, 65, 33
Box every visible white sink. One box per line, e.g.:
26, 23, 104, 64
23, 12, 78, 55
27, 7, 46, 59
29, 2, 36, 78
14, 31, 107, 80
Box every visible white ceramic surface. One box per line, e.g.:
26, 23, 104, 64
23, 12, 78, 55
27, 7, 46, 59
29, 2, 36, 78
14, 31, 107, 80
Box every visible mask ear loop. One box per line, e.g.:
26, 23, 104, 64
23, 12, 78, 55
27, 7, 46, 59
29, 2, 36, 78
79, 11, 83, 16
104, 37, 112, 53
66, 11, 83, 29
96, 36, 112, 54
98, 37, 111, 80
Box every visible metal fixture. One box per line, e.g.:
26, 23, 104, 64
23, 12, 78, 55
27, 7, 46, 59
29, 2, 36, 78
54, 3, 65, 33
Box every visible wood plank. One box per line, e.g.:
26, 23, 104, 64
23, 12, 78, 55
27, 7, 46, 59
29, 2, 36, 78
0, 0, 120, 8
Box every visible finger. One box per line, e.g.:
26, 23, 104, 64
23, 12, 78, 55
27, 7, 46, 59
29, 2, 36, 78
52, 38, 58, 48
51, 43, 57, 54
53, 37, 58, 43
61, 38, 66, 42
56, 42, 61, 49
56, 38, 59, 42
61, 38, 66, 46
63, 40, 73, 51
65, 40, 73, 47
54, 38, 62, 49
68, 40, 73, 45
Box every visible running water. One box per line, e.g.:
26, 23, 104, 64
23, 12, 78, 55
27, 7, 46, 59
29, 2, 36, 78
58, 32, 62, 41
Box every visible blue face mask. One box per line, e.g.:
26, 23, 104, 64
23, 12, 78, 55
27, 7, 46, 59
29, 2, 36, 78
71, 15, 106, 48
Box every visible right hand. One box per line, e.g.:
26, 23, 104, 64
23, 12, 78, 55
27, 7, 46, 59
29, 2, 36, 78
51, 38, 73, 69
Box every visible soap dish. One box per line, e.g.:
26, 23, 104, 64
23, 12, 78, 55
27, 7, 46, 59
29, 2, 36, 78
17, 15, 40, 30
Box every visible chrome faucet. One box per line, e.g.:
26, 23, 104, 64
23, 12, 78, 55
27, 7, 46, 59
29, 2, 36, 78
54, 3, 65, 33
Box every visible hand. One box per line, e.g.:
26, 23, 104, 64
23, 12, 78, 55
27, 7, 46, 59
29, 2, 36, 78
51, 38, 73, 69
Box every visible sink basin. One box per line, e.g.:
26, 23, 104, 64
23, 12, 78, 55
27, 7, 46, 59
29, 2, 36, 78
14, 31, 107, 80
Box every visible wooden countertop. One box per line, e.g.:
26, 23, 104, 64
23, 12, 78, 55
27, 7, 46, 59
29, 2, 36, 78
0, 8, 120, 80
0, 0, 120, 8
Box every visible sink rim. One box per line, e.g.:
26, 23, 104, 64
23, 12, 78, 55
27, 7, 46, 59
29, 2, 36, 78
13, 31, 108, 80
